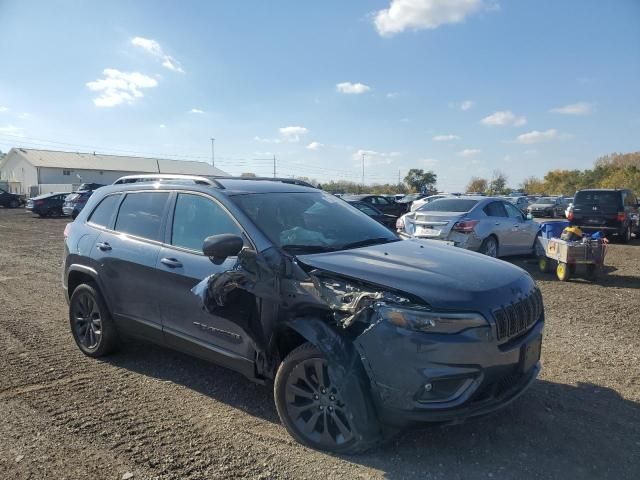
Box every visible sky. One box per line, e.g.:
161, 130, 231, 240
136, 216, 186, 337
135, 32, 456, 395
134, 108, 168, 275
0, 0, 639, 191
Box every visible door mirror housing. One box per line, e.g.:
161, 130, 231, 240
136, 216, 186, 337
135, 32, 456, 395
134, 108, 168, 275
526, 213, 533, 220
202, 234, 243, 263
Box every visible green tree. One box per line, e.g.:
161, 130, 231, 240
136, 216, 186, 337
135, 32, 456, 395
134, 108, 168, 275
404, 169, 437, 193
488, 170, 508, 195
240, 172, 257, 177
466, 177, 488, 193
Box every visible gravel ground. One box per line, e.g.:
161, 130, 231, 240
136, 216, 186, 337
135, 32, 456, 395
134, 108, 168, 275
0, 207, 639, 480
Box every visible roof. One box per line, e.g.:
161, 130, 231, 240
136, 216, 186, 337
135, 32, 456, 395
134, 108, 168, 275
215, 178, 318, 194
9, 148, 228, 176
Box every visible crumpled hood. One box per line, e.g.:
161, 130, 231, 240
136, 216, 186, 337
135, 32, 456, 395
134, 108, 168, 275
297, 239, 535, 312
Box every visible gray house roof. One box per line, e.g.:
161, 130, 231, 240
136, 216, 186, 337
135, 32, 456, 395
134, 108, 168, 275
10, 148, 228, 176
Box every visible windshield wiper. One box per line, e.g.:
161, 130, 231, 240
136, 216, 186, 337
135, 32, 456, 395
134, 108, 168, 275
281, 244, 338, 253
338, 237, 398, 250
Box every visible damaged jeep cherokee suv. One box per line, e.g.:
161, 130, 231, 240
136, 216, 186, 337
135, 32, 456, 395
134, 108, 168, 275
63, 176, 544, 454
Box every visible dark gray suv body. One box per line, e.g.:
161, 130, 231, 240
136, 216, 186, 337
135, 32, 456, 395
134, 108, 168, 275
63, 178, 544, 453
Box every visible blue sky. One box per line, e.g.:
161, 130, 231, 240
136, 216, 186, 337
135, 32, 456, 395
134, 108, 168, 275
0, 0, 639, 191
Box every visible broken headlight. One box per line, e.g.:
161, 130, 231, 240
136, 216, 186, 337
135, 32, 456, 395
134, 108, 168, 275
378, 305, 487, 334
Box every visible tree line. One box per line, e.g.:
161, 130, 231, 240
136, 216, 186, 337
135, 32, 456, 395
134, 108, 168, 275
466, 151, 640, 196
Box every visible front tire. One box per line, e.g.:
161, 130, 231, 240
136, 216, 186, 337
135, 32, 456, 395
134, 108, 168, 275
556, 262, 571, 282
9, 199, 19, 208
69, 283, 119, 357
274, 342, 381, 454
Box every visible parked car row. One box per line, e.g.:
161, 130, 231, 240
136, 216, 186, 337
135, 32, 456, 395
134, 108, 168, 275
24, 184, 105, 218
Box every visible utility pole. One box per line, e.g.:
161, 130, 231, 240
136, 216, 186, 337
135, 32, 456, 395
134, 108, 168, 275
273, 155, 276, 178
210, 138, 215, 168
361, 152, 365, 188
398, 169, 401, 186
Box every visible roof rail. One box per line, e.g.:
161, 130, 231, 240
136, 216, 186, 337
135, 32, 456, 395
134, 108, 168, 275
213, 176, 317, 188
113, 174, 224, 188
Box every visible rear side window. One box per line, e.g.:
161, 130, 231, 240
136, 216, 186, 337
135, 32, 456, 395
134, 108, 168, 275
171, 194, 242, 251
353, 203, 378, 216
574, 191, 621, 206
88, 194, 122, 228
115, 192, 170, 241
504, 202, 524, 219
483, 202, 507, 217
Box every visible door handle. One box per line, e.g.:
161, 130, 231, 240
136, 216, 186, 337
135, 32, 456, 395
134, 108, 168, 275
160, 257, 183, 268
495, 223, 501, 225
96, 242, 111, 251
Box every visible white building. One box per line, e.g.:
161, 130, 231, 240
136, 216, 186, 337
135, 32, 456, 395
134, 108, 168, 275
0, 148, 228, 196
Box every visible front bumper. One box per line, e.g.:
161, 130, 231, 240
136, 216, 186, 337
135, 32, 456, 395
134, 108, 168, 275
355, 314, 544, 426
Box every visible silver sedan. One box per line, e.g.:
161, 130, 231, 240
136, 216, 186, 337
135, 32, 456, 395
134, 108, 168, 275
397, 196, 540, 257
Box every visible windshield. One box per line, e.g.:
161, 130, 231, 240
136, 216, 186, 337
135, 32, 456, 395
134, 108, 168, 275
537, 197, 556, 203
232, 192, 398, 253
417, 198, 479, 213
400, 193, 421, 202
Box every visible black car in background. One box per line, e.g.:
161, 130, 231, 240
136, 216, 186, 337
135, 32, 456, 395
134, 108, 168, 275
346, 200, 397, 229
342, 194, 407, 218
25, 192, 68, 217
63, 190, 95, 219
569, 188, 639, 243
0, 188, 25, 208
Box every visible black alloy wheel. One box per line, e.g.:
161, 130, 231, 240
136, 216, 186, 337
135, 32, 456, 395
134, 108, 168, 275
69, 283, 118, 357
274, 342, 381, 453
284, 357, 354, 447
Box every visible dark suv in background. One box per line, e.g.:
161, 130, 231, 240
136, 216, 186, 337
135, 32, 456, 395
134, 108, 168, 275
63, 175, 544, 453
568, 188, 639, 242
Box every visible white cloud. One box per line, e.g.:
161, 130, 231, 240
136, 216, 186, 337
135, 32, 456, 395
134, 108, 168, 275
253, 136, 281, 144
386, 92, 400, 98
306, 141, 323, 150
279, 126, 308, 142
450, 100, 474, 110
432, 134, 460, 141
352, 149, 401, 165
517, 129, 559, 144
374, 0, 484, 37
0, 106, 8, 113
550, 102, 593, 115
481, 110, 526, 127
190, 108, 204, 114
458, 148, 481, 157
0, 125, 24, 137
159, 124, 167, 128
336, 82, 371, 94
86, 69, 158, 107
131, 36, 184, 73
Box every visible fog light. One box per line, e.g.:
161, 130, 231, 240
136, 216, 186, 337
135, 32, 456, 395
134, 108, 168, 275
418, 378, 474, 403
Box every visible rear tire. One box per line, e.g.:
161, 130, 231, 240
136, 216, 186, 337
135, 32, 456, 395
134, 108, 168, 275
620, 227, 631, 244
274, 342, 381, 454
538, 256, 552, 273
49, 207, 62, 217
480, 236, 499, 258
69, 283, 119, 357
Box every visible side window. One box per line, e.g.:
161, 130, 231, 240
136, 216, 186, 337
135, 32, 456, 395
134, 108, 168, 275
115, 192, 170, 241
504, 202, 524, 219
171, 194, 242, 252
88, 194, 122, 228
483, 201, 507, 217
374, 196, 390, 205
354, 203, 378, 216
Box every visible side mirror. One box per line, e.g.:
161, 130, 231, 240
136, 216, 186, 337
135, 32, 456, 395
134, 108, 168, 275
526, 213, 533, 220
202, 234, 243, 263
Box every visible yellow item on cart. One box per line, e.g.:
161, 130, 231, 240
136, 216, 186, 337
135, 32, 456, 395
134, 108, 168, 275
560, 226, 583, 242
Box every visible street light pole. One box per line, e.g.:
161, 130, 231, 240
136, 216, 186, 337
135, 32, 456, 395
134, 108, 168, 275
211, 138, 215, 169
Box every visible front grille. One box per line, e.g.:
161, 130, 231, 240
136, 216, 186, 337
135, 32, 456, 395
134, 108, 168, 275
494, 288, 542, 341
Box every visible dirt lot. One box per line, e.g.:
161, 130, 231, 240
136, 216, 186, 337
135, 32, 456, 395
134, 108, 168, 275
0, 207, 638, 480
